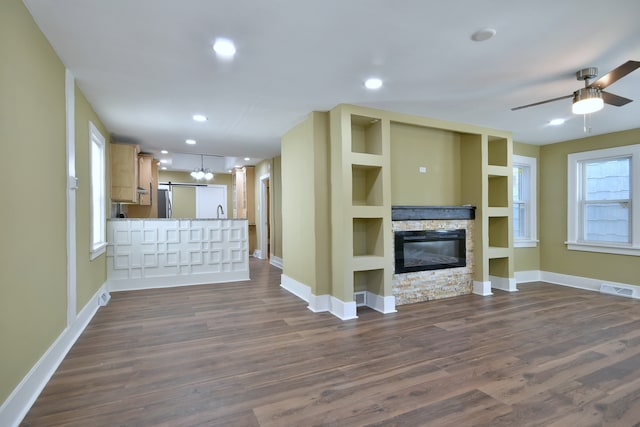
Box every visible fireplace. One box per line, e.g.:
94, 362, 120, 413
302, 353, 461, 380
394, 229, 466, 274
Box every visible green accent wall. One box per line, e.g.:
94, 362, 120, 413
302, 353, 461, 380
281, 112, 331, 295
539, 128, 640, 285
0, 0, 68, 403
513, 142, 540, 272
390, 123, 462, 205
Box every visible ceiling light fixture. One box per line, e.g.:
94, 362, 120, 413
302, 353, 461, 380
471, 28, 496, 42
185, 139, 196, 145
193, 114, 208, 122
161, 149, 168, 154
244, 157, 250, 161
549, 118, 565, 126
572, 87, 604, 115
364, 78, 383, 90
191, 154, 214, 181
213, 38, 236, 59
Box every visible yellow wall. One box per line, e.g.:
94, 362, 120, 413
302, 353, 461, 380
281, 114, 320, 291
158, 171, 232, 218
74, 87, 110, 311
539, 128, 640, 285
0, 0, 67, 403
271, 156, 283, 259
390, 123, 461, 205
513, 142, 540, 272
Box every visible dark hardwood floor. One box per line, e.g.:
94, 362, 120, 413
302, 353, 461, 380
22, 259, 640, 426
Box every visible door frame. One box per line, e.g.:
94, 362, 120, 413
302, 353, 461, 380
259, 174, 270, 259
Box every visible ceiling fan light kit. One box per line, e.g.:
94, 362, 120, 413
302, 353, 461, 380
572, 87, 604, 115
512, 60, 640, 116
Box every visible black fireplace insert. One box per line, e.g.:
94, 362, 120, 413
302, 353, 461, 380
394, 229, 466, 273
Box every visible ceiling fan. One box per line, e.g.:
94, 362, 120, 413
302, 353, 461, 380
512, 60, 640, 114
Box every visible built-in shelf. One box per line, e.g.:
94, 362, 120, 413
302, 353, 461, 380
351, 115, 383, 155
353, 255, 386, 271
488, 216, 509, 248
352, 164, 383, 206
489, 256, 510, 277
488, 175, 509, 208
353, 217, 384, 257
488, 136, 509, 167
487, 247, 511, 259
487, 165, 510, 177
354, 269, 385, 295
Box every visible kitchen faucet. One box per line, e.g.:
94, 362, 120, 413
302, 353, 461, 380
216, 204, 224, 218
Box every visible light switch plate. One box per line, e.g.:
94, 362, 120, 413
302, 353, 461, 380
419, 166, 427, 173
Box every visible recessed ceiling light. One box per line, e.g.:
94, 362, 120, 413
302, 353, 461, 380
549, 118, 566, 126
213, 38, 236, 58
161, 167, 167, 170
244, 157, 250, 161
160, 159, 169, 164
192, 114, 208, 122
185, 139, 196, 145
365, 78, 383, 90
161, 150, 168, 154
471, 28, 496, 42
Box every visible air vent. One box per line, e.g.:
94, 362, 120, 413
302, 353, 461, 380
354, 291, 366, 307
600, 283, 639, 299
98, 292, 111, 307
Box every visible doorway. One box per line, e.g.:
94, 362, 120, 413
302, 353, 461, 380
196, 185, 227, 218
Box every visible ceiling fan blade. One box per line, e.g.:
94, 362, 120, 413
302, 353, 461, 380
589, 60, 640, 90
511, 94, 572, 111
601, 91, 633, 107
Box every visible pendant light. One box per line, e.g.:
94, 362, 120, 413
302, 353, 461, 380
191, 154, 214, 181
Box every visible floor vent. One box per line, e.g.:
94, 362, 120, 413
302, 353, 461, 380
354, 292, 366, 307
600, 283, 639, 300
98, 292, 111, 307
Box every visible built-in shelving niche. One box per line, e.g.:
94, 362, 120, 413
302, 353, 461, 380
352, 165, 383, 206
351, 115, 382, 155
488, 216, 509, 248
354, 269, 384, 296
488, 136, 509, 167
488, 175, 509, 208
489, 257, 510, 277
353, 217, 384, 257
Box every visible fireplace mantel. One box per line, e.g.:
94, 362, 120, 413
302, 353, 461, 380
392, 205, 476, 221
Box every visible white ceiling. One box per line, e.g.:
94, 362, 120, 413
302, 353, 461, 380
23, 0, 640, 172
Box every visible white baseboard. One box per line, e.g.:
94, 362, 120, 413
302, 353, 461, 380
539, 271, 602, 293
280, 274, 311, 302
490, 275, 518, 292
473, 280, 493, 296
270, 255, 283, 270
365, 292, 397, 314
515, 270, 541, 283
107, 271, 250, 292
0, 282, 108, 427
280, 274, 358, 320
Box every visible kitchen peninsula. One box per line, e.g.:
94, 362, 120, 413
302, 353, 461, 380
107, 218, 249, 291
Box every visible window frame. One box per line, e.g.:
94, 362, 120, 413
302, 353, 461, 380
512, 155, 538, 248
89, 122, 107, 260
567, 144, 640, 256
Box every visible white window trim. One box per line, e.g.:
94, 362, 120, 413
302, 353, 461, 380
89, 122, 107, 260
513, 155, 538, 248
567, 144, 640, 256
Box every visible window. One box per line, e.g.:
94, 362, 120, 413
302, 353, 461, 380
567, 144, 640, 256
513, 155, 537, 247
89, 122, 106, 259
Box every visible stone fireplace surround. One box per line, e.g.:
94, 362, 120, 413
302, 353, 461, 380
392, 206, 475, 305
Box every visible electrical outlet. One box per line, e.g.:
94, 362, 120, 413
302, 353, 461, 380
419, 166, 427, 173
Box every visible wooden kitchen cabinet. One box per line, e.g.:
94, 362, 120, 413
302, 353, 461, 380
110, 143, 140, 203
232, 166, 255, 224
137, 153, 154, 206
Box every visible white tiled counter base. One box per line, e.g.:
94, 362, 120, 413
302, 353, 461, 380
107, 219, 250, 291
